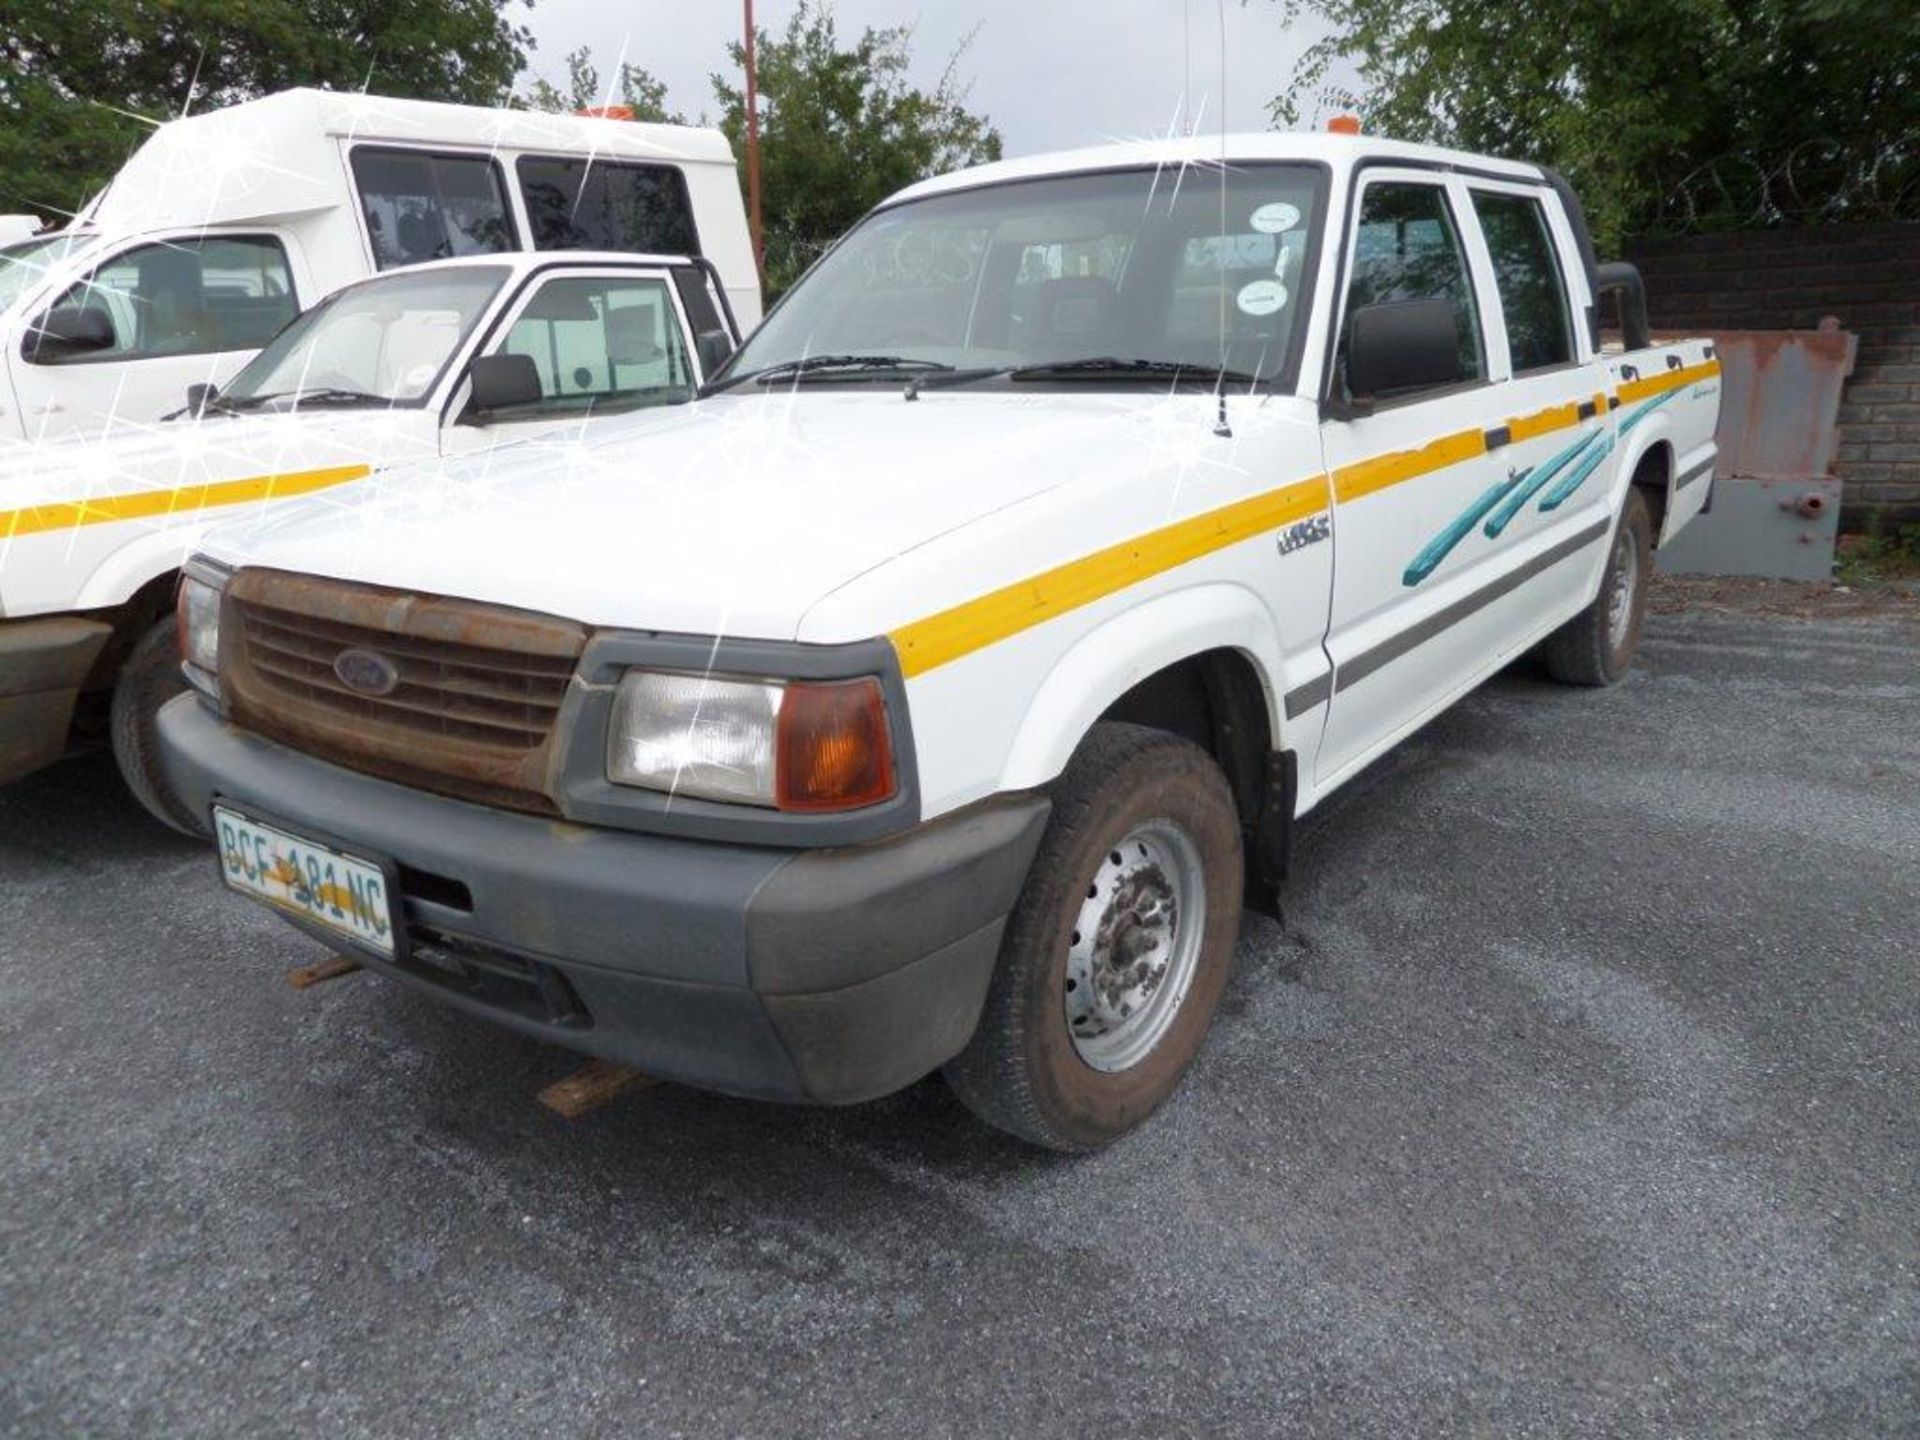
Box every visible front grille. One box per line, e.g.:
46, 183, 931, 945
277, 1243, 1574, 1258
223, 569, 587, 815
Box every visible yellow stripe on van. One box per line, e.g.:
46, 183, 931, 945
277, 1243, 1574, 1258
890, 473, 1330, 678
0, 463, 373, 540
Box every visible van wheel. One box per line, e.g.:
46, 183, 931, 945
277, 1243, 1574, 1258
111, 618, 202, 837
1544, 487, 1653, 686
944, 722, 1243, 1152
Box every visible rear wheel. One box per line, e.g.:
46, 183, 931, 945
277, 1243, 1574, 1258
1544, 487, 1653, 686
111, 618, 203, 836
943, 722, 1244, 1151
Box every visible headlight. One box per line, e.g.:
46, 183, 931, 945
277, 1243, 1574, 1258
607, 670, 896, 812
176, 568, 225, 689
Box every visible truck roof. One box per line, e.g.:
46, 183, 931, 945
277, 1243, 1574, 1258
889, 131, 1547, 207
82, 88, 738, 236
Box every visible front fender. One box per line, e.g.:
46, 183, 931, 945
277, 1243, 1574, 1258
997, 582, 1284, 793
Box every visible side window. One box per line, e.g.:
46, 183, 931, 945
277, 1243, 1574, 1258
516, 157, 700, 256
1472, 190, 1575, 373
1343, 181, 1484, 394
352, 149, 518, 270
488, 275, 694, 418
36, 236, 296, 363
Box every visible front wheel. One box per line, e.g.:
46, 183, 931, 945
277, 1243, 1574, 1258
1543, 487, 1653, 686
944, 722, 1244, 1151
111, 618, 203, 836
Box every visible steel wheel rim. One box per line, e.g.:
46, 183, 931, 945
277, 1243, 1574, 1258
1064, 820, 1207, 1073
1607, 526, 1639, 651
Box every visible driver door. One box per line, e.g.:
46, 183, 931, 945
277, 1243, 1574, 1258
440, 268, 702, 457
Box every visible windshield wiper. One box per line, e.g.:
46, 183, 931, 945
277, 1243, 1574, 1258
709, 354, 956, 393
1009, 357, 1266, 386
281, 387, 395, 409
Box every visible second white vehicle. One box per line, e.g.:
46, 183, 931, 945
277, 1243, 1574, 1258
0, 250, 740, 825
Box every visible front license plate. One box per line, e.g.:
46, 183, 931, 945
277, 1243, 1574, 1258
213, 805, 397, 957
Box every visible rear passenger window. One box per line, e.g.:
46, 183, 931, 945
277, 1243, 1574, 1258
1343, 181, 1484, 392
517, 157, 700, 256
1472, 191, 1575, 372
35, 235, 297, 363
352, 149, 518, 270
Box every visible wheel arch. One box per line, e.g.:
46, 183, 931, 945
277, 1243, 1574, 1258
995, 583, 1294, 913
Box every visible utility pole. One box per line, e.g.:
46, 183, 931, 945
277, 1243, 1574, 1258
744, 0, 765, 279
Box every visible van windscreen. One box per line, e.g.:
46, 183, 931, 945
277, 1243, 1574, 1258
516, 157, 700, 257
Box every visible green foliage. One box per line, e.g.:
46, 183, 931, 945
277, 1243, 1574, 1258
1836, 517, 1920, 586
0, 0, 532, 221
522, 47, 683, 125
710, 1, 1003, 293
1268, 0, 1920, 250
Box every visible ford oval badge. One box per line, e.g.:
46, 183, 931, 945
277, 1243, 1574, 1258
333, 647, 400, 697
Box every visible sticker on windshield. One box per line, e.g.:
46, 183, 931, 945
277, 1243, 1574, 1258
403, 364, 437, 392
1250, 202, 1301, 235
1236, 279, 1289, 317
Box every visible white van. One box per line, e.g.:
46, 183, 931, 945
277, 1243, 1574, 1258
0, 89, 760, 443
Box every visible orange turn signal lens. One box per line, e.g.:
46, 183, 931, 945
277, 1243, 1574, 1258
775, 677, 896, 812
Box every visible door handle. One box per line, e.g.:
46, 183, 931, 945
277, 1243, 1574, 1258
28, 402, 64, 415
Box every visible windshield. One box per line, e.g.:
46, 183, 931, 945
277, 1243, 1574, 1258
722, 163, 1326, 389
0, 233, 91, 314
221, 265, 509, 410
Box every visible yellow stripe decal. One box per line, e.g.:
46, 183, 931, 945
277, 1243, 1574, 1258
1333, 427, 1487, 505
892, 354, 1718, 678
0, 463, 373, 541
1617, 357, 1720, 404
890, 474, 1330, 679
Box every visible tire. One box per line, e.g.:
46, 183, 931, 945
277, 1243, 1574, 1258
111, 617, 203, 837
1543, 487, 1653, 686
944, 722, 1244, 1151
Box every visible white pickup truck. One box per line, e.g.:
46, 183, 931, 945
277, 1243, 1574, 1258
0, 88, 759, 443
161, 133, 1720, 1149
0, 250, 740, 825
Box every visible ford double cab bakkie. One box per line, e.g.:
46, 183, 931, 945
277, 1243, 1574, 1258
160, 133, 1721, 1150
0, 87, 760, 443
0, 251, 739, 826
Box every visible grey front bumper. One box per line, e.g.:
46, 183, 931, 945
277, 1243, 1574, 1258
158, 695, 1049, 1105
0, 615, 112, 785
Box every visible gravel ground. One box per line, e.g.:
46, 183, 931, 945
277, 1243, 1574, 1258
3, 597, 1916, 1439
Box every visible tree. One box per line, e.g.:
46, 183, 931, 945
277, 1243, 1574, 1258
0, 0, 533, 220
522, 46, 683, 124
1267, 0, 1920, 249
711, 2, 1003, 292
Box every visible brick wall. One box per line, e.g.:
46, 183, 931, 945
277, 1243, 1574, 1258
1623, 223, 1920, 520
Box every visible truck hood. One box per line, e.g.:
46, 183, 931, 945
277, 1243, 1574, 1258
195, 390, 1275, 641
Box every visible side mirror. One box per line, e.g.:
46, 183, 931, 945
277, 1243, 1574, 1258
463, 353, 543, 420
695, 328, 735, 378
1343, 297, 1464, 402
26, 306, 116, 364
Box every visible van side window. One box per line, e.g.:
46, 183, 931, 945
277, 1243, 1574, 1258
487, 275, 694, 418
1343, 181, 1484, 393
35, 236, 297, 364
1471, 190, 1575, 373
517, 157, 700, 256
351, 149, 518, 270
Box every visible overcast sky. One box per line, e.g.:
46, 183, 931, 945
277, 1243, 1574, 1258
520, 1, 1350, 158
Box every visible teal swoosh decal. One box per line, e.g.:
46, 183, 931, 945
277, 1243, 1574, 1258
1620, 388, 1680, 435
1537, 431, 1617, 511
1482, 427, 1600, 538
1403, 470, 1529, 586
